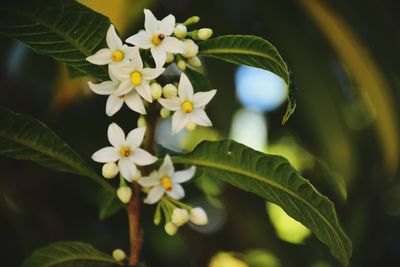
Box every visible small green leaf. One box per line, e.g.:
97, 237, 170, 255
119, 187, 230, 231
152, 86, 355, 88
185, 67, 213, 91
173, 140, 352, 266
0, 107, 114, 195
0, 0, 110, 81
199, 35, 296, 123
22, 241, 120, 267
98, 189, 123, 221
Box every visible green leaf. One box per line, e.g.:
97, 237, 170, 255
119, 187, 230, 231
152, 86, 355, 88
22, 241, 120, 267
98, 189, 123, 221
0, 107, 114, 195
185, 66, 213, 91
198, 35, 296, 123
173, 140, 352, 266
0, 0, 109, 81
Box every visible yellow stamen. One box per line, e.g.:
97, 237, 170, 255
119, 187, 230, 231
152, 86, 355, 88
181, 101, 193, 113
111, 50, 124, 62
161, 176, 173, 191
119, 146, 131, 157
152, 34, 165, 46
130, 71, 142, 86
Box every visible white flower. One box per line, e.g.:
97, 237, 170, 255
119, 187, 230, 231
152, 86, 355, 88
190, 207, 208, 225
125, 9, 185, 68
102, 162, 119, 179
92, 123, 157, 182
86, 25, 136, 67
110, 47, 164, 102
158, 73, 217, 134
88, 67, 146, 116
138, 155, 196, 204
171, 208, 189, 226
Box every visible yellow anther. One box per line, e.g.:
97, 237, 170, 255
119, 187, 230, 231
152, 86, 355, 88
111, 50, 124, 62
181, 101, 193, 113
130, 71, 142, 86
119, 146, 131, 157
161, 176, 173, 191
152, 34, 165, 46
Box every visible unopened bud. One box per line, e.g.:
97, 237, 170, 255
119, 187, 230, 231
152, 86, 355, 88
164, 222, 178, 236
117, 186, 132, 204
166, 53, 174, 63
183, 16, 200, 26
174, 24, 187, 38
112, 249, 126, 262
182, 39, 199, 58
151, 82, 162, 100
133, 169, 142, 181
186, 121, 197, 131
162, 83, 178, 98
198, 28, 213, 40
171, 208, 189, 226
160, 107, 171, 118
190, 207, 208, 225
137, 116, 146, 128
187, 56, 202, 67
177, 60, 187, 71
102, 162, 118, 179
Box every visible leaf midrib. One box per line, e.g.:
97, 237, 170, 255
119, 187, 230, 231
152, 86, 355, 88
172, 157, 349, 263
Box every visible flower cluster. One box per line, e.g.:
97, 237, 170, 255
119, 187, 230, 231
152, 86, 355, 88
87, 9, 217, 235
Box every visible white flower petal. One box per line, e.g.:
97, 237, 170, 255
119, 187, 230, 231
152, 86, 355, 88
151, 46, 167, 68
109, 65, 130, 81
92, 147, 120, 163
108, 123, 125, 147
130, 148, 157, 166
144, 186, 165, 204
106, 25, 123, 50
144, 9, 158, 35
159, 14, 175, 35
125, 30, 152, 49
129, 47, 143, 71
108, 67, 119, 82
106, 94, 124, 116
88, 81, 118, 95
118, 157, 137, 182
135, 82, 153, 102
116, 79, 133, 96
158, 97, 182, 111
178, 73, 193, 100
161, 37, 185, 53
126, 127, 146, 148
159, 155, 174, 177
86, 48, 112, 65
171, 166, 196, 183
192, 90, 217, 108
141, 67, 164, 80
190, 108, 212, 127
138, 172, 161, 187
167, 183, 185, 200
125, 92, 146, 114
172, 110, 189, 134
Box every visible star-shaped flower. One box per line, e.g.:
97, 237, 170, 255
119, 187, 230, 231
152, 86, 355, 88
138, 155, 196, 204
158, 73, 217, 134
88, 68, 146, 116
86, 25, 136, 67
92, 123, 157, 182
111, 47, 164, 102
125, 9, 185, 68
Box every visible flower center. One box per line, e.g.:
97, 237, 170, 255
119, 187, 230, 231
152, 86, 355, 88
181, 101, 193, 113
130, 71, 142, 86
119, 146, 131, 157
111, 50, 124, 62
161, 176, 173, 191
152, 34, 165, 46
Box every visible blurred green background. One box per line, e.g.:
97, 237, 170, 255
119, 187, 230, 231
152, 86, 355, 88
1, 0, 400, 266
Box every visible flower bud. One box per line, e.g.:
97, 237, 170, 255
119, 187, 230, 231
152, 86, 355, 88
133, 169, 142, 181
182, 39, 199, 58
171, 208, 189, 226
160, 107, 171, 119
174, 23, 187, 38
162, 83, 178, 98
183, 16, 200, 26
164, 222, 178, 236
102, 162, 119, 179
198, 28, 213, 40
190, 207, 208, 225
117, 186, 132, 204
185, 121, 197, 131
166, 53, 175, 63
112, 249, 126, 262
151, 82, 162, 100
137, 116, 146, 128
187, 56, 202, 67
177, 60, 187, 71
